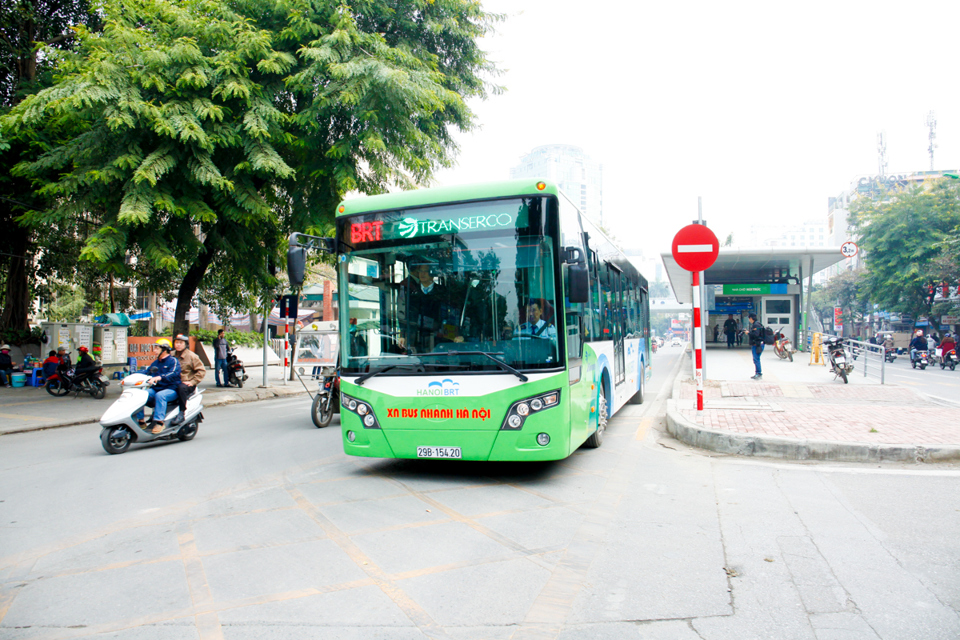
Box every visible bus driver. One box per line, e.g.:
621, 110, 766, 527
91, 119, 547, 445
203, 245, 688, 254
519, 299, 557, 340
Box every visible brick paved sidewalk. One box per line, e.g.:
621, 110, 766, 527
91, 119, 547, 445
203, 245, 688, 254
676, 379, 959, 446
667, 347, 960, 460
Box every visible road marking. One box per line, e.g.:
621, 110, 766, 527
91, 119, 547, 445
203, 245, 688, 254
0, 412, 53, 421
635, 417, 653, 440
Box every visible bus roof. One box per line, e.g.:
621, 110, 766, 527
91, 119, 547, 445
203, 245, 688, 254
335, 179, 560, 217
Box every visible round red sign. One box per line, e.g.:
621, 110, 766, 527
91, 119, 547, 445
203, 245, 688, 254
671, 224, 719, 272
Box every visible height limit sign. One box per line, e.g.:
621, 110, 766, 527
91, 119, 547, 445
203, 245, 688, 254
672, 224, 719, 411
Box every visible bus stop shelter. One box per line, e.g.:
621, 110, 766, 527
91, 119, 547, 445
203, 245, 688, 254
660, 247, 848, 346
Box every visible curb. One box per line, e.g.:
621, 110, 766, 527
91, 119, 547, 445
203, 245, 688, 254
0, 385, 310, 436
664, 373, 960, 464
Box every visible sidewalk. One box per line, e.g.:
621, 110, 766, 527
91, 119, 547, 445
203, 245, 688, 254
0, 365, 313, 436
666, 344, 960, 463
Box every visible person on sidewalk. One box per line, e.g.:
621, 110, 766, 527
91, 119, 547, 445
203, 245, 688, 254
0, 345, 17, 387
173, 334, 205, 426
723, 315, 737, 348
212, 329, 229, 387
136, 338, 181, 433
747, 312, 764, 379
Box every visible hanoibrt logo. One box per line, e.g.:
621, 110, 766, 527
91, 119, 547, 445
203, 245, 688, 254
417, 379, 461, 396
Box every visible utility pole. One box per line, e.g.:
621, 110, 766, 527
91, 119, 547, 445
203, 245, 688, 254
926, 111, 937, 171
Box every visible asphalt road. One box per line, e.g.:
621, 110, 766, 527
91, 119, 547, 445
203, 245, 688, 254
1, 347, 958, 639
878, 352, 960, 404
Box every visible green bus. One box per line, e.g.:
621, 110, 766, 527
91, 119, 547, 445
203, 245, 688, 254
326, 178, 650, 461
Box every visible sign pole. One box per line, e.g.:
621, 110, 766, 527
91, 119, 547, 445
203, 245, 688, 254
692, 270, 704, 411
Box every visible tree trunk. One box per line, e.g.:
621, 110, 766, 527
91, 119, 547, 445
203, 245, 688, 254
174, 235, 218, 336
0, 224, 31, 332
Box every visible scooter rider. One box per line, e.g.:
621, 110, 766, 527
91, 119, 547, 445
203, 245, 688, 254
75, 345, 97, 379
137, 338, 181, 434
909, 330, 927, 363
172, 334, 205, 426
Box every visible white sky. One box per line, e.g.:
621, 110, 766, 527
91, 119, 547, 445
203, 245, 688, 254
432, 0, 960, 262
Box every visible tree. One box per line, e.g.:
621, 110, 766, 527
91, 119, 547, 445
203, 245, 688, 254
808, 270, 864, 334
4, 0, 500, 335
850, 180, 960, 320
0, 0, 101, 332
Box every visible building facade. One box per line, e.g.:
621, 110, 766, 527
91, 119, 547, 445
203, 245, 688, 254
509, 144, 603, 224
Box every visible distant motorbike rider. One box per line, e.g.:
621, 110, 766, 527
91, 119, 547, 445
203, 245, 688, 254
74, 345, 97, 379
909, 330, 927, 362
883, 334, 895, 351
136, 338, 181, 433
172, 334, 205, 426
939, 332, 957, 359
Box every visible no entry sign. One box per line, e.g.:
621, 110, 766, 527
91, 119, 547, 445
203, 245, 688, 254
671, 224, 719, 272
671, 222, 719, 412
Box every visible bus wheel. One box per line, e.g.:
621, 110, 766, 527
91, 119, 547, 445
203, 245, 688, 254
585, 385, 608, 448
628, 369, 644, 404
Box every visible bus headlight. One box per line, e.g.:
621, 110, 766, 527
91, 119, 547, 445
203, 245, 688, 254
501, 390, 561, 431
536, 433, 550, 446
341, 393, 380, 429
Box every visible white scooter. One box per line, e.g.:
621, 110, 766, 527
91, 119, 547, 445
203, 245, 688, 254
99, 373, 204, 454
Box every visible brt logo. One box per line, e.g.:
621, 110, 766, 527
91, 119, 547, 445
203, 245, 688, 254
417, 379, 460, 396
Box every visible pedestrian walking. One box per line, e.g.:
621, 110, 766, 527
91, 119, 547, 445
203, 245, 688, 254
748, 312, 764, 379
723, 315, 737, 349
212, 329, 229, 387
713, 324, 720, 343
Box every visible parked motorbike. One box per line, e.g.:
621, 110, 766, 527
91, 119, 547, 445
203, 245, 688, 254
226, 349, 248, 388
772, 327, 793, 361
46, 366, 108, 399
99, 373, 204, 454
940, 348, 958, 371
910, 350, 930, 370
823, 336, 854, 383
311, 365, 340, 428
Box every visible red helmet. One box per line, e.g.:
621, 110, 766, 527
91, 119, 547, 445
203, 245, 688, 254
78, 345, 89, 353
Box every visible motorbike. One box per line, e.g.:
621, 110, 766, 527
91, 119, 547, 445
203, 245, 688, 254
940, 348, 958, 371
823, 336, 854, 383
46, 365, 108, 399
225, 349, 248, 388
99, 373, 204, 454
651, 339, 658, 354
772, 327, 793, 361
311, 365, 340, 428
884, 347, 897, 363
910, 350, 930, 370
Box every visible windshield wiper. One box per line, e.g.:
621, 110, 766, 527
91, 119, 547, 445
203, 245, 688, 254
416, 351, 528, 382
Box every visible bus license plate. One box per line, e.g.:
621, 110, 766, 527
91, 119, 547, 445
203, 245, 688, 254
417, 446, 462, 459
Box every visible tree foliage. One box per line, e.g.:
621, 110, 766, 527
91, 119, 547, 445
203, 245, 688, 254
3, 0, 500, 334
850, 180, 960, 319
0, 0, 101, 330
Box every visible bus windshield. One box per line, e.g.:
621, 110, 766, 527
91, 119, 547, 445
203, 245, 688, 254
338, 196, 562, 375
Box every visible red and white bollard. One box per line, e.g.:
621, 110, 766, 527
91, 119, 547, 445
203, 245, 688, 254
692, 271, 704, 411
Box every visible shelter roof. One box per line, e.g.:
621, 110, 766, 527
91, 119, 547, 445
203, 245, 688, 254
661, 247, 847, 304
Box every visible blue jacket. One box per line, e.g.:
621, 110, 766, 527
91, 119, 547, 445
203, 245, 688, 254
147, 355, 181, 391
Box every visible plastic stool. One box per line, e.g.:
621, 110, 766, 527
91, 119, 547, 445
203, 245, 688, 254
29, 369, 45, 387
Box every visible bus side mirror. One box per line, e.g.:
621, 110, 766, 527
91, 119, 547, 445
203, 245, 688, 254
564, 246, 585, 265
568, 264, 589, 303
287, 246, 307, 288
